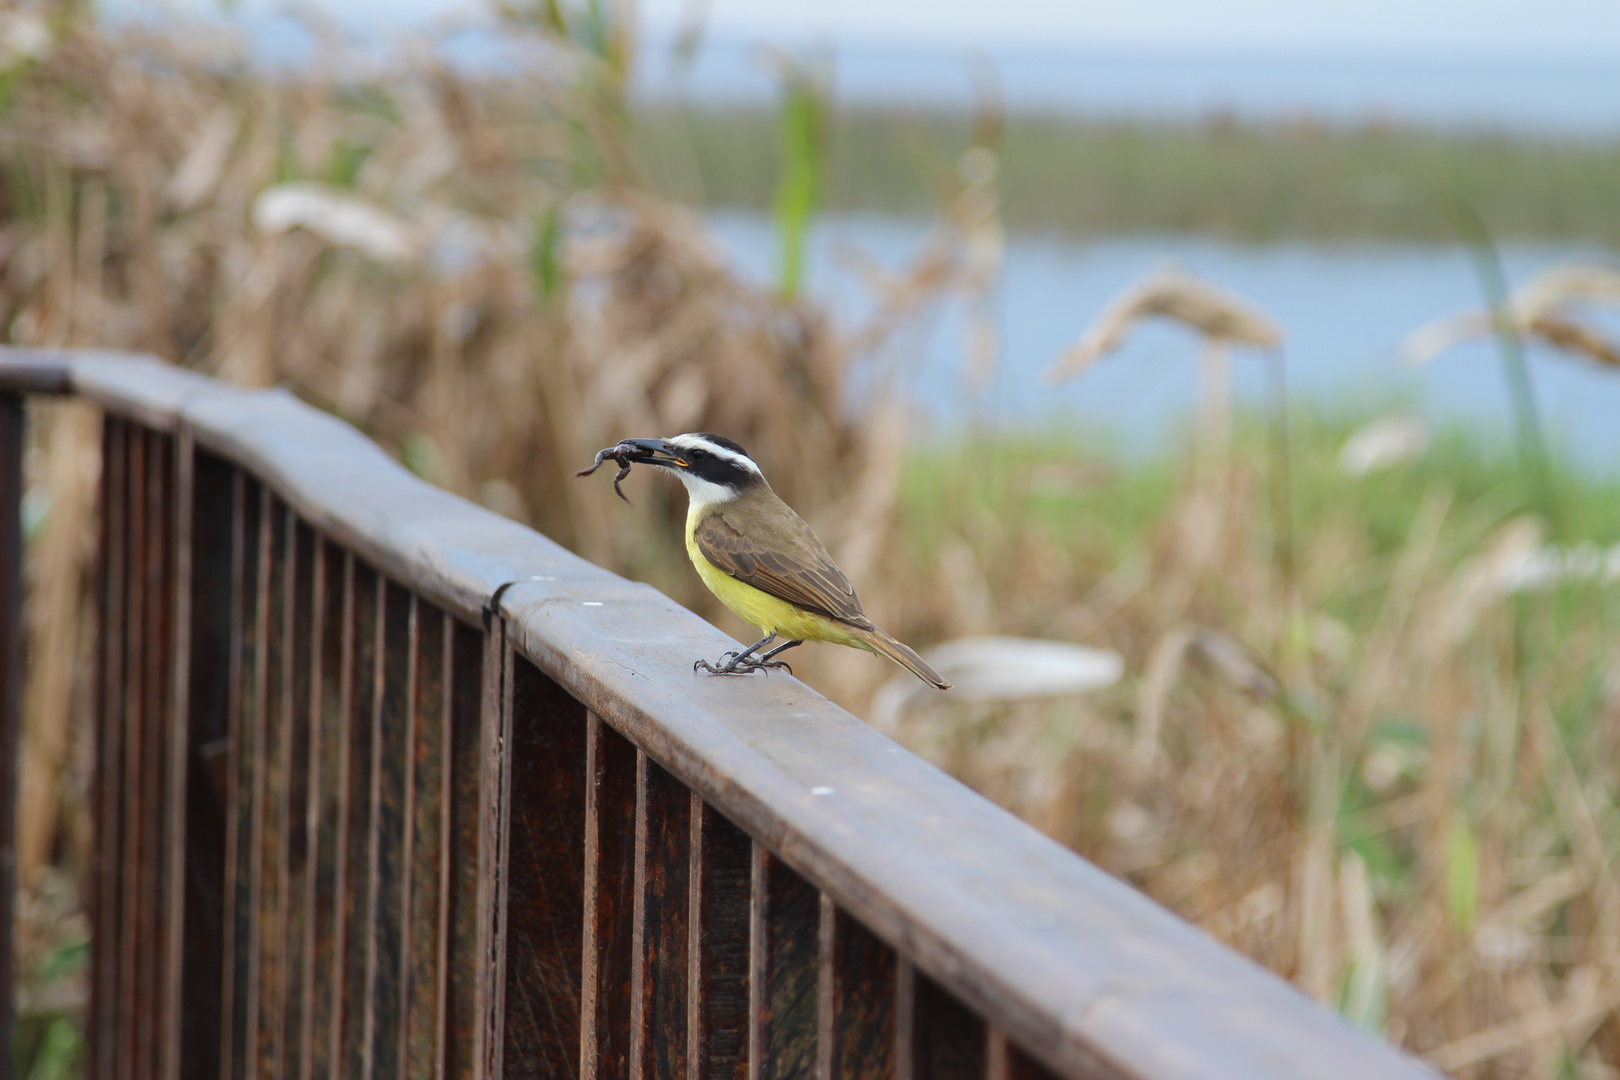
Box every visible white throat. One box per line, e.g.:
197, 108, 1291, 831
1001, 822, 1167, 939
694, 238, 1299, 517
675, 470, 740, 514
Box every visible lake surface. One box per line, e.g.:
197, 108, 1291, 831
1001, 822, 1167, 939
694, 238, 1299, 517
706, 211, 1620, 472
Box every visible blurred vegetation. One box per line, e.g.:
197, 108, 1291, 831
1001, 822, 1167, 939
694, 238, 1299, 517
637, 104, 1620, 243
4, 1, 1620, 1077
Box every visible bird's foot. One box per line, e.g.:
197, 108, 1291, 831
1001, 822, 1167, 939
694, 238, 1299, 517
694, 654, 791, 676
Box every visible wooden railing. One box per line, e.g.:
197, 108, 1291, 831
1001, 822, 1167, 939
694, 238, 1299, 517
0, 347, 1438, 1080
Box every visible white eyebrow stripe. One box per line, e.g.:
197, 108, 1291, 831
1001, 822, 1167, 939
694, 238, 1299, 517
669, 433, 762, 475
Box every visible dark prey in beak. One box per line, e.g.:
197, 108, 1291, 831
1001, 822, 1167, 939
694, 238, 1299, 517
575, 438, 677, 501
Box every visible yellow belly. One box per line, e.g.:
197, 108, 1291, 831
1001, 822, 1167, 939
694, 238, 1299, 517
685, 522, 871, 649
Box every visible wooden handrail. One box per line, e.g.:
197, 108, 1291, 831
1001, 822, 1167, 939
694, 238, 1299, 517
0, 346, 1437, 1080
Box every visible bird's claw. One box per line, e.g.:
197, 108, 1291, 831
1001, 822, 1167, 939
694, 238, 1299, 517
694, 655, 790, 677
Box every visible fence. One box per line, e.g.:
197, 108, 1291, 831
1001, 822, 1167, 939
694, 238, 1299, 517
0, 347, 1437, 1079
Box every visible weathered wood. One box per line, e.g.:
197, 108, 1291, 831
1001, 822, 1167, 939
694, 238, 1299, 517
443, 617, 484, 1080
583, 715, 640, 1080
403, 601, 448, 1079
118, 425, 148, 1080
365, 582, 413, 1078
632, 754, 690, 1080
178, 446, 233, 1080
909, 971, 984, 1080
250, 494, 287, 1080
473, 620, 511, 1080
339, 561, 380, 1078
0, 393, 22, 1068
223, 473, 265, 1080
304, 538, 348, 1080
691, 798, 751, 1080
827, 903, 898, 1080
280, 518, 316, 1072
502, 654, 587, 1079
2, 347, 1442, 1080
91, 417, 129, 1080
750, 845, 818, 1080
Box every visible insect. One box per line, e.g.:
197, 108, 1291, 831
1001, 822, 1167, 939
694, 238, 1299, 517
575, 440, 640, 501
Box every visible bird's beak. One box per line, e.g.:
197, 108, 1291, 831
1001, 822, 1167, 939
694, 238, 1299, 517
623, 438, 686, 468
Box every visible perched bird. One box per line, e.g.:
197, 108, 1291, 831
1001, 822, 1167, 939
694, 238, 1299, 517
613, 433, 950, 688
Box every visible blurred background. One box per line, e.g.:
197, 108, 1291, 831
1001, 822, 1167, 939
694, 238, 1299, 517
8, 0, 1620, 1075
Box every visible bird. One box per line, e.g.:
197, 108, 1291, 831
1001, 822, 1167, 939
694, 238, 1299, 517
614, 433, 950, 689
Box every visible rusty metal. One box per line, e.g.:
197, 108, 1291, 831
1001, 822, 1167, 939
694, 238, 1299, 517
1, 348, 1441, 1080
0, 392, 22, 1065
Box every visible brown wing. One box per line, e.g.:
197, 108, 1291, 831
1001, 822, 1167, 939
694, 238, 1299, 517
694, 496, 871, 628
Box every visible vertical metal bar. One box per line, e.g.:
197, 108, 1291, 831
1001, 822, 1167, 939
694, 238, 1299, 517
443, 617, 484, 1080
180, 448, 236, 1080
748, 846, 818, 1080
339, 560, 380, 1079
0, 391, 23, 1069
909, 972, 984, 1080
302, 538, 347, 1080
281, 519, 316, 1075
403, 600, 447, 1079
633, 756, 690, 1080
92, 416, 128, 1080
118, 424, 147, 1080
581, 714, 638, 1080
500, 654, 587, 1078
365, 582, 412, 1078
689, 799, 751, 1080
162, 429, 194, 1080
473, 622, 511, 1080
249, 492, 284, 1080
222, 470, 262, 1080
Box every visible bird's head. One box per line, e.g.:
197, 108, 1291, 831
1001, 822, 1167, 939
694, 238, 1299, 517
623, 432, 765, 507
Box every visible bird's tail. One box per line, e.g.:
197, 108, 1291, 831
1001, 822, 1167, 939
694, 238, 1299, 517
852, 626, 951, 690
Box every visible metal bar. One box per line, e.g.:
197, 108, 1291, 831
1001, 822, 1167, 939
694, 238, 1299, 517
473, 624, 512, 1080
581, 714, 638, 1080
181, 448, 236, 1080
281, 518, 316, 1072
91, 415, 127, 1080
403, 599, 448, 1079
365, 581, 412, 1078
117, 423, 147, 1080
748, 845, 818, 1080
0, 391, 23, 1068
443, 616, 484, 1080
339, 560, 380, 1079
689, 798, 750, 1080
501, 654, 587, 1078
632, 755, 690, 1080
302, 537, 347, 1080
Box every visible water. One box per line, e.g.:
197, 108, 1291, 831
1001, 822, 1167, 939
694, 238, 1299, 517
705, 211, 1620, 471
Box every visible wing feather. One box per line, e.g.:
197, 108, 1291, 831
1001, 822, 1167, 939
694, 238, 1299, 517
694, 500, 870, 628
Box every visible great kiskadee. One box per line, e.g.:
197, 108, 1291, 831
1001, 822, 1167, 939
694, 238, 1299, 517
618, 433, 950, 689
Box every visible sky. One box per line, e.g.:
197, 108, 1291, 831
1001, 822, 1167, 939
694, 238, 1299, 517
120, 0, 1620, 59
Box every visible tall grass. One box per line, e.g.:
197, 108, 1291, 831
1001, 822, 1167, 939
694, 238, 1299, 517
6, 6, 1620, 1079
635, 103, 1620, 244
